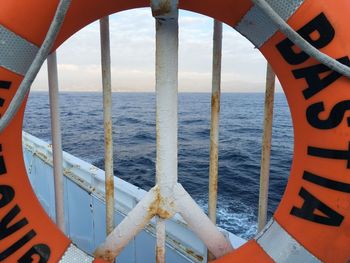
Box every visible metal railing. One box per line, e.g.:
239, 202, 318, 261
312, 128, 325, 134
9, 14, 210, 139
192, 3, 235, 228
153, 1, 179, 261
208, 20, 223, 262
258, 63, 276, 232
99, 16, 115, 236
44, 2, 276, 262
47, 51, 65, 233
95, 2, 232, 261
208, 20, 223, 226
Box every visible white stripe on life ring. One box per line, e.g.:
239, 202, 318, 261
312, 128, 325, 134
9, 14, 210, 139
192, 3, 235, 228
59, 244, 93, 263
255, 219, 321, 263
235, 0, 305, 48
0, 25, 39, 76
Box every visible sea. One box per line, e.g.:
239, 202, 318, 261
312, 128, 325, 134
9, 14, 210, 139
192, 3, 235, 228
23, 92, 293, 240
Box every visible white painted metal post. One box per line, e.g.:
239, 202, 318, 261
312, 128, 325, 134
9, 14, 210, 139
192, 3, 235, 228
258, 63, 276, 232
99, 16, 115, 236
47, 51, 65, 232
152, 1, 179, 261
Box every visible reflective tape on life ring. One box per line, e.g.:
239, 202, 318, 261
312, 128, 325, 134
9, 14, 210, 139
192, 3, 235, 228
0, 0, 349, 262
255, 219, 320, 263
0, 25, 39, 76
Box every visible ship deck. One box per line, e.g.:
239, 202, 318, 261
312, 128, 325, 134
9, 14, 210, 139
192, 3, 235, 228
22, 131, 245, 263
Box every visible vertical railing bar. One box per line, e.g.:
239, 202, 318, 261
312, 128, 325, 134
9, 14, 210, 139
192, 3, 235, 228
156, 217, 166, 263
257, 63, 276, 232
208, 19, 223, 225
208, 19, 223, 262
47, 51, 65, 232
152, 0, 179, 262
100, 16, 115, 236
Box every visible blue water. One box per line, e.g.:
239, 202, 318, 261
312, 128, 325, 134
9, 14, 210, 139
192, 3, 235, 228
23, 92, 293, 239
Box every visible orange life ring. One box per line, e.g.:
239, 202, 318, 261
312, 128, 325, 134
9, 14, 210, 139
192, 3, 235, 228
0, 0, 349, 262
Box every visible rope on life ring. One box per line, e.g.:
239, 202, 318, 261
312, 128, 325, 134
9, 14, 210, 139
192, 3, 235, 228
0, 0, 349, 262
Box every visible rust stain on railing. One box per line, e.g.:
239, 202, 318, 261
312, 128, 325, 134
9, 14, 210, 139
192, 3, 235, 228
148, 186, 176, 220
152, 0, 172, 17
156, 245, 165, 263
186, 248, 204, 262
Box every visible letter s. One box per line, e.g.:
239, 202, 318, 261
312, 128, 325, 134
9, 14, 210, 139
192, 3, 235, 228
306, 100, 350, 129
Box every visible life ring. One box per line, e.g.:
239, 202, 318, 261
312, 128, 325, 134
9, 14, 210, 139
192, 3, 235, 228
0, 0, 349, 262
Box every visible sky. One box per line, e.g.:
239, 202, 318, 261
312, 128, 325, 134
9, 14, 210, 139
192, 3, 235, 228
32, 8, 281, 93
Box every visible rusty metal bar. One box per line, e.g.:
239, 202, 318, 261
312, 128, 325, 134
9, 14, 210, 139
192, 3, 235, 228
47, 51, 65, 232
151, 0, 179, 261
100, 16, 115, 236
208, 19, 223, 262
258, 63, 276, 232
156, 217, 166, 263
208, 20, 223, 225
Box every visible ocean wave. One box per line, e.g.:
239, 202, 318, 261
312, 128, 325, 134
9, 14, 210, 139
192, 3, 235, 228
196, 197, 258, 240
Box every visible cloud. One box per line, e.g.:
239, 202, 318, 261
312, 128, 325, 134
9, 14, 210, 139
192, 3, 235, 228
32, 8, 272, 92
58, 64, 80, 71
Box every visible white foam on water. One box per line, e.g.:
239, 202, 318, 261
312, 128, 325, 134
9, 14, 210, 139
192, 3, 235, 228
197, 198, 258, 240
216, 202, 258, 239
